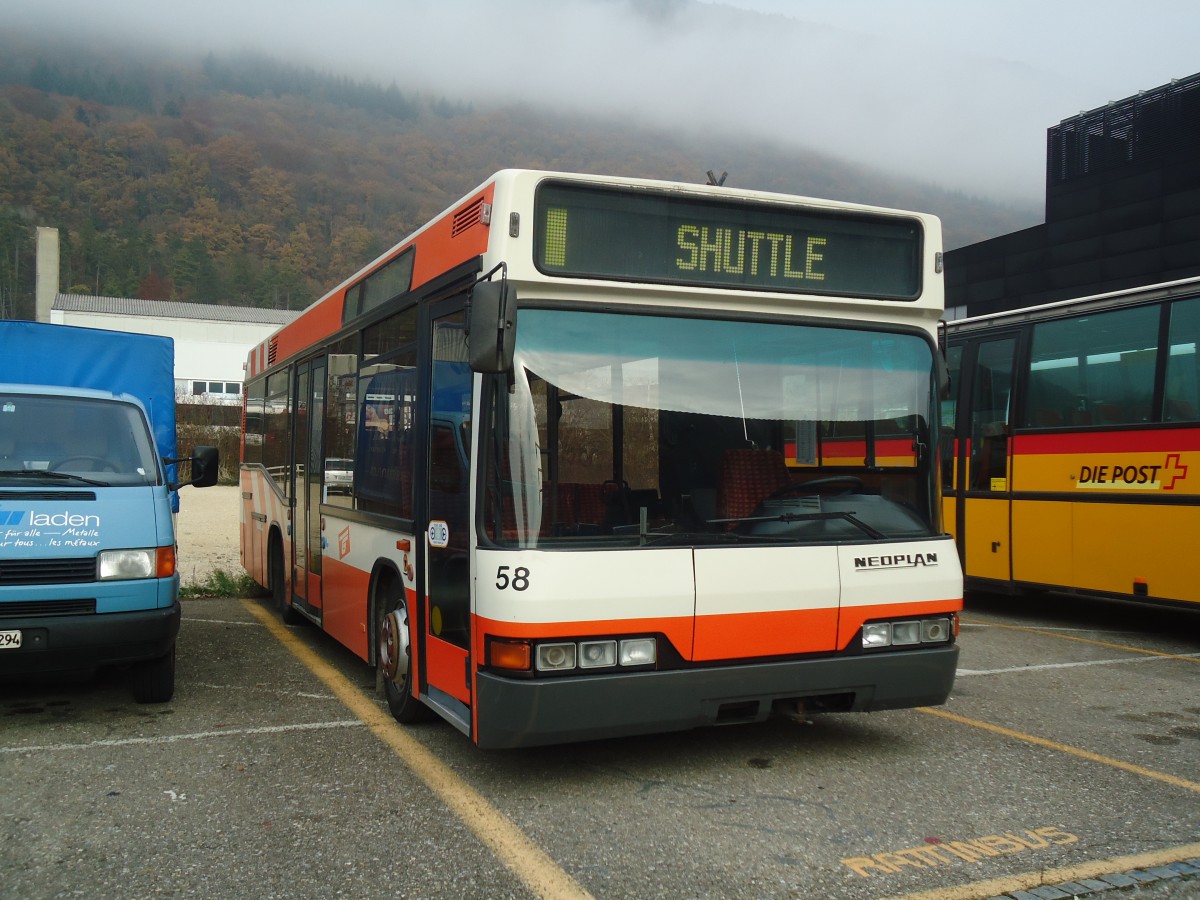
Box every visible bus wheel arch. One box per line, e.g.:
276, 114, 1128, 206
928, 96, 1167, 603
268, 527, 304, 626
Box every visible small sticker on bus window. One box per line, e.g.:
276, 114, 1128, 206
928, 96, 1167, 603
990, 478, 1007, 491
428, 520, 450, 548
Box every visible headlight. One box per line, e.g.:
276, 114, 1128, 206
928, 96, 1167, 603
619, 638, 656, 666
922, 618, 952, 642
862, 623, 892, 648
524, 636, 657, 674
579, 640, 617, 668
98, 548, 156, 580
862, 616, 954, 650
536, 643, 577, 672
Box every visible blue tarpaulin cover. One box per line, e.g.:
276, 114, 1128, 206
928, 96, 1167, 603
0, 320, 178, 482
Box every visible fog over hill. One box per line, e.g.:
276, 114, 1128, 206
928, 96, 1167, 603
9, 0, 1197, 206
11, 0, 1193, 316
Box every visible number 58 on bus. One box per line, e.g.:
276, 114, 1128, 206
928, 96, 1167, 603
240, 170, 963, 748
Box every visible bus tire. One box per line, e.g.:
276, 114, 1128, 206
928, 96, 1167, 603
376, 575, 431, 723
270, 534, 304, 626
131, 644, 176, 703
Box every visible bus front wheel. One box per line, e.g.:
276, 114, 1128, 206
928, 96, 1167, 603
376, 577, 430, 723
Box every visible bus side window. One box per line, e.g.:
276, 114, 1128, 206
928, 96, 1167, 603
1025, 306, 1158, 429
969, 339, 1015, 491
1165, 297, 1200, 422
941, 344, 962, 491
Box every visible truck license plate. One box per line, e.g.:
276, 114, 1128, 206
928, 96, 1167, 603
0, 630, 21, 649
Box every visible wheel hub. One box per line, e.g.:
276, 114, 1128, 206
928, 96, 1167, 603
379, 607, 410, 684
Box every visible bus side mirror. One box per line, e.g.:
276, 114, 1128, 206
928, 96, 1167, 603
468, 280, 517, 374
189, 445, 220, 488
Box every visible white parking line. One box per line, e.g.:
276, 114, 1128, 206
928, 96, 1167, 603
190, 681, 335, 699
0, 719, 363, 754
958, 652, 1200, 676
183, 616, 260, 626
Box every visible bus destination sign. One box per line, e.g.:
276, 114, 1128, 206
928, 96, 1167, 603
534, 182, 923, 300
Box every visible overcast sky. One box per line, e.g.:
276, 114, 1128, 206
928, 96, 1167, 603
9, 0, 1199, 208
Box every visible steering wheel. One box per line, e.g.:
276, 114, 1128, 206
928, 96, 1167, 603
764, 475, 864, 501
51, 455, 119, 473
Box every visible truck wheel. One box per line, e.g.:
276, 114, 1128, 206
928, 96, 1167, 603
376, 577, 431, 723
131, 644, 176, 703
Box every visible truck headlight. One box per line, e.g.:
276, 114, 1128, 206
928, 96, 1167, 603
99, 548, 170, 580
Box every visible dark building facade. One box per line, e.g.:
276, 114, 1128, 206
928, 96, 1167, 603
945, 72, 1200, 319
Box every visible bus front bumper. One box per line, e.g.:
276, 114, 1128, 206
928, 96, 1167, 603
474, 644, 958, 749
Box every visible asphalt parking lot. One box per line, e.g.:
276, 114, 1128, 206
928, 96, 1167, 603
1, 590, 1197, 899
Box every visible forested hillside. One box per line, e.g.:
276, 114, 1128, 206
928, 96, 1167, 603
0, 29, 1035, 319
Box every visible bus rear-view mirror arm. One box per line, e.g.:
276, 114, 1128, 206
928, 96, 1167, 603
468, 270, 517, 374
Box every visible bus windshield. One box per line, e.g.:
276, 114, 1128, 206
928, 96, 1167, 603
481, 308, 940, 547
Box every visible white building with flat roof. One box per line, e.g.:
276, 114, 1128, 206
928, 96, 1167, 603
35, 226, 298, 400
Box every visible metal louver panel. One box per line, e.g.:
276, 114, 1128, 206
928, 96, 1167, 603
452, 198, 485, 237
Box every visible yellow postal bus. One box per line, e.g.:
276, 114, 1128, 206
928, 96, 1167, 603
941, 276, 1200, 607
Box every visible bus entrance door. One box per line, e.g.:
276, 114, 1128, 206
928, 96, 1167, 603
957, 335, 1017, 584
292, 358, 325, 617
421, 305, 473, 729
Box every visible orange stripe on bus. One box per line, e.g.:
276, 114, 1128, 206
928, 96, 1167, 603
320, 555, 372, 662
475, 597, 961, 664
693, 608, 838, 659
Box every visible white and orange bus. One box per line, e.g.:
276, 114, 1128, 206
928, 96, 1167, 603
240, 170, 962, 748
942, 276, 1200, 608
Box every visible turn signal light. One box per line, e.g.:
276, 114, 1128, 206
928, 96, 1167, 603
489, 640, 531, 671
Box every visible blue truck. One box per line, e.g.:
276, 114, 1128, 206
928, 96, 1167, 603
0, 320, 218, 702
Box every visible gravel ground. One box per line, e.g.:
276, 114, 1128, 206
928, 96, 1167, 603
175, 483, 243, 586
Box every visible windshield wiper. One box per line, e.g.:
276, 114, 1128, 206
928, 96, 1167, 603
709, 510, 888, 541
0, 469, 111, 487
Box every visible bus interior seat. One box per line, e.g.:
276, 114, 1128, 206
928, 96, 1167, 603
1029, 407, 1064, 428
717, 448, 792, 525
1165, 398, 1198, 421
1091, 402, 1124, 425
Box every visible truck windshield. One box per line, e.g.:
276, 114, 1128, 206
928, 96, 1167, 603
0, 393, 160, 487
481, 308, 940, 548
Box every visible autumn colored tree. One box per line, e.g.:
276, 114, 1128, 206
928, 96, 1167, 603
137, 269, 173, 300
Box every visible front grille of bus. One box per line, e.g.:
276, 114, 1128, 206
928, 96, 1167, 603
0, 558, 96, 586
0, 598, 96, 618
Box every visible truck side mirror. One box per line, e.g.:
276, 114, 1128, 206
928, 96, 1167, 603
468, 280, 517, 374
190, 445, 220, 488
